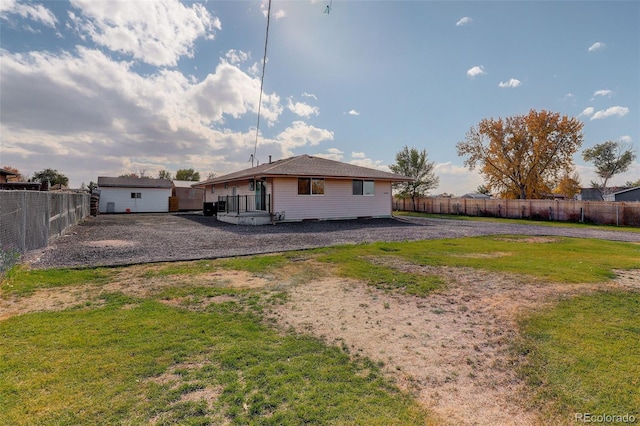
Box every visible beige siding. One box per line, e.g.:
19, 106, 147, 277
273, 177, 392, 221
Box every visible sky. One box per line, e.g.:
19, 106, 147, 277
1, 0, 638, 195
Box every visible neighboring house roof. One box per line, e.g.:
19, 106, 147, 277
98, 176, 172, 189
579, 187, 624, 200
193, 155, 412, 187
609, 186, 640, 196
0, 168, 19, 177
461, 193, 491, 199
173, 180, 202, 188
604, 186, 640, 201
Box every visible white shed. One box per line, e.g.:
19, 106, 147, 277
97, 177, 172, 213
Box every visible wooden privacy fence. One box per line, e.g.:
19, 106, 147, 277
393, 197, 640, 227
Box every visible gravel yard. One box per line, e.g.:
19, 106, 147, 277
26, 213, 640, 269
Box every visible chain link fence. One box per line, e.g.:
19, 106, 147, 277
1, 191, 90, 259
394, 197, 640, 227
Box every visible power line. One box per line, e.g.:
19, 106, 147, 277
252, 0, 272, 167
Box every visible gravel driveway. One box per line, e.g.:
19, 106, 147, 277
27, 213, 640, 269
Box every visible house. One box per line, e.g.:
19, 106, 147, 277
0, 168, 41, 190
0, 168, 17, 183
171, 180, 204, 211
603, 186, 640, 202
97, 177, 172, 213
192, 154, 412, 225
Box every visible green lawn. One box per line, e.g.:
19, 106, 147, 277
518, 291, 640, 422
394, 210, 640, 233
0, 292, 427, 425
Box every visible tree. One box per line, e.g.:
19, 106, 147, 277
158, 169, 172, 180
623, 178, 640, 188
88, 181, 98, 194
456, 109, 584, 199
582, 141, 636, 199
553, 171, 581, 199
175, 168, 200, 181
119, 173, 139, 178
389, 146, 439, 210
476, 185, 491, 196
32, 168, 69, 187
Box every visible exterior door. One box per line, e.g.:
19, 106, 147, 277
256, 181, 266, 210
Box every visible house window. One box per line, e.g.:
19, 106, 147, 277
298, 178, 324, 195
130, 192, 142, 199
249, 181, 254, 191
353, 180, 375, 196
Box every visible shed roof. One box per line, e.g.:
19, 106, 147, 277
193, 155, 412, 187
610, 186, 640, 196
173, 180, 202, 188
98, 176, 172, 189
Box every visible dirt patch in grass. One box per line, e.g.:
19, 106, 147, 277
0, 268, 269, 319
268, 263, 640, 425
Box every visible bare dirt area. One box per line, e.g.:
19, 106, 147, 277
267, 265, 640, 426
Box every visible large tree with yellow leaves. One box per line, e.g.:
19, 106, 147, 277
456, 109, 583, 199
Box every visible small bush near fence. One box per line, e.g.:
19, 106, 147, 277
394, 197, 640, 227
0, 191, 90, 257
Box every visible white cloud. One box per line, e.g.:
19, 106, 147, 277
498, 78, 521, 88
225, 49, 250, 65
466, 65, 486, 78
315, 148, 344, 161
456, 17, 472, 26
350, 158, 386, 171
302, 92, 317, 100
590, 106, 629, 120
579, 107, 595, 117
68, 0, 220, 67
352, 152, 366, 159
619, 135, 632, 143
261, 0, 286, 20
0, 46, 290, 187
193, 62, 282, 125
276, 121, 334, 156
593, 89, 613, 97
287, 98, 319, 118
348, 109, 360, 116
434, 162, 484, 196
0, 0, 58, 28
588, 42, 606, 52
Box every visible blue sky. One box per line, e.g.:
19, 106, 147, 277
1, 0, 638, 194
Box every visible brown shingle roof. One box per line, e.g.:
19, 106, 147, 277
194, 155, 412, 187
98, 177, 172, 189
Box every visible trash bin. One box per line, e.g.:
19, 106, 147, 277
203, 202, 215, 216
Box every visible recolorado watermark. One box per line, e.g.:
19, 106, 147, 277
575, 413, 637, 423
